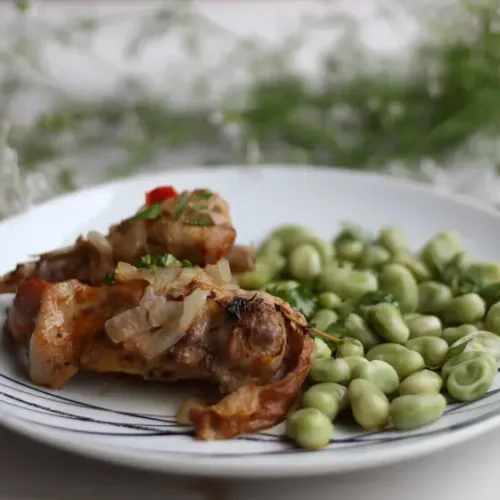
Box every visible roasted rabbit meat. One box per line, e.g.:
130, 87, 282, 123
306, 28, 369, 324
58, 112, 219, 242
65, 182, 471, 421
0, 186, 255, 294
6, 259, 315, 440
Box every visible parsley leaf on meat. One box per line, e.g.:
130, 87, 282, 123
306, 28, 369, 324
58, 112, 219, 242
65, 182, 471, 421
265, 283, 317, 320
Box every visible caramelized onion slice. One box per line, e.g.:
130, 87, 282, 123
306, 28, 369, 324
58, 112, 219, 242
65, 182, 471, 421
205, 259, 232, 286
105, 306, 150, 343
180, 288, 209, 332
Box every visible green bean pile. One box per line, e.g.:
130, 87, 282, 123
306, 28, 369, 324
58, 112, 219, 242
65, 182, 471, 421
238, 224, 500, 450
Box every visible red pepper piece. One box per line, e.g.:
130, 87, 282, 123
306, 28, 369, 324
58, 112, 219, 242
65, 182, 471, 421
145, 186, 179, 205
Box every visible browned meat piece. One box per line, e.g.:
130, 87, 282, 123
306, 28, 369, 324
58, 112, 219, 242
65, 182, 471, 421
0, 189, 241, 294
226, 245, 255, 274
6, 260, 314, 440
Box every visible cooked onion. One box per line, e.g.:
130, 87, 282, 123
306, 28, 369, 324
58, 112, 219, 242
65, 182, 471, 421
87, 231, 113, 256
105, 306, 150, 343
115, 262, 155, 283
134, 326, 186, 360
205, 259, 232, 285
180, 288, 209, 331
140, 286, 183, 327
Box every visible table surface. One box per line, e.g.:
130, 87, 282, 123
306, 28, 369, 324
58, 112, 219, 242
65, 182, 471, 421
0, 423, 497, 500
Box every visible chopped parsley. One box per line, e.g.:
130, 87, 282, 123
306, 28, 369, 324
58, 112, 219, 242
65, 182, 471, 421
175, 192, 190, 219
189, 203, 209, 211
479, 283, 500, 308
265, 283, 317, 320
134, 202, 162, 220
195, 190, 213, 201
136, 253, 192, 270
184, 216, 215, 227
103, 272, 116, 285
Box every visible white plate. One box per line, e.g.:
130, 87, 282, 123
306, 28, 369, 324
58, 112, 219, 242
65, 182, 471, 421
1, 165, 500, 478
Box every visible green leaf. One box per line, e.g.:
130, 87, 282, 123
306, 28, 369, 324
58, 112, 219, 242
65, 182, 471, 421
457, 265, 487, 295
175, 192, 190, 219
479, 283, 500, 308
324, 322, 351, 338
134, 202, 162, 221
356, 291, 397, 307
103, 272, 115, 285
445, 340, 469, 361
265, 283, 317, 320
195, 190, 213, 200
136, 253, 191, 270
184, 216, 215, 227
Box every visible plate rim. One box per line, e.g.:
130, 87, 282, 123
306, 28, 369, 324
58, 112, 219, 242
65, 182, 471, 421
2, 164, 500, 477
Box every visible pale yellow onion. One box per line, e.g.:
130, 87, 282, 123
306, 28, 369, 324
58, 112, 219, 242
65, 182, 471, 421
140, 286, 183, 327
133, 326, 186, 360
205, 259, 232, 285
105, 306, 150, 343
86, 231, 113, 256
180, 288, 209, 331
115, 262, 155, 283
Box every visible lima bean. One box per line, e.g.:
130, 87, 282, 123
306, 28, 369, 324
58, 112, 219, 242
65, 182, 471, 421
405, 336, 449, 369
238, 259, 283, 289
317, 292, 342, 310
344, 313, 382, 350
472, 262, 500, 287
485, 302, 500, 335
392, 253, 432, 282
418, 281, 453, 315
270, 225, 316, 254
368, 303, 410, 344
379, 226, 410, 254
399, 370, 443, 395
443, 294, 486, 325
420, 231, 463, 273
257, 237, 284, 258
348, 379, 390, 431
390, 394, 447, 430
366, 343, 425, 379
342, 356, 369, 377
379, 263, 419, 313
311, 309, 338, 332
286, 408, 334, 450
302, 382, 348, 419
360, 245, 391, 269
314, 338, 332, 359
448, 331, 500, 361
318, 266, 378, 300
351, 360, 399, 395
442, 324, 478, 346
446, 358, 495, 402
310, 358, 350, 385
441, 351, 496, 383
336, 240, 364, 263
288, 244, 322, 281
338, 338, 365, 358
406, 314, 442, 338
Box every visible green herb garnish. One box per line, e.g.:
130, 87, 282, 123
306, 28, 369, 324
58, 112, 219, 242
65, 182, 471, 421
265, 283, 317, 320
175, 192, 190, 219
184, 216, 215, 227
103, 272, 115, 285
136, 253, 192, 270
479, 283, 500, 308
454, 265, 487, 295
195, 190, 213, 201
189, 204, 209, 211
134, 202, 162, 220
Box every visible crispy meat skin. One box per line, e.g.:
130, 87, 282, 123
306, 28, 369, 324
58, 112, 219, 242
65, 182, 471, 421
0, 189, 256, 294
6, 274, 314, 440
